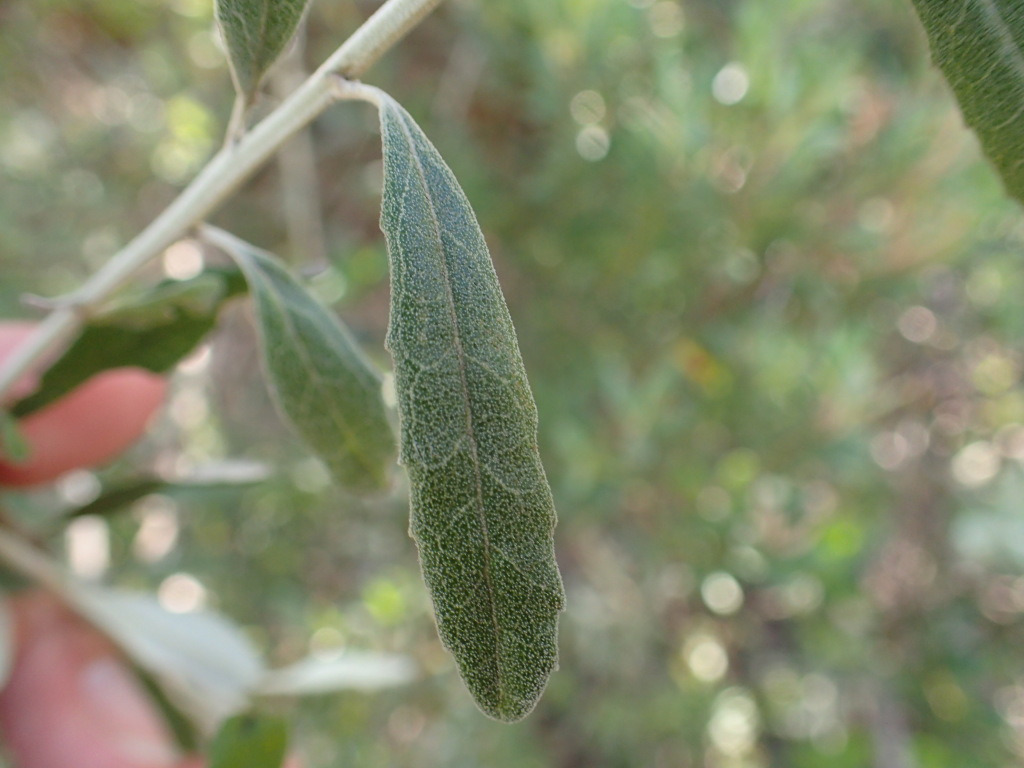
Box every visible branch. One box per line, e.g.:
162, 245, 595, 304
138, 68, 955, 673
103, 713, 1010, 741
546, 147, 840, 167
0, 0, 446, 401
0, 527, 72, 600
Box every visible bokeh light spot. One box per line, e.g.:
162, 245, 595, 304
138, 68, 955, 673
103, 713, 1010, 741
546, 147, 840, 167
702, 571, 744, 615
648, 1, 685, 38
133, 496, 180, 563
163, 239, 204, 280
65, 515, 109, 579
712, 63, 749, 105
897, 305, 937, 343
158, 572, 207, 613
570, 90, 607, 125
576, 125, 611, 161
685, 633, 729, 682
952, 441, 1000, 487
709, 687, 760, 756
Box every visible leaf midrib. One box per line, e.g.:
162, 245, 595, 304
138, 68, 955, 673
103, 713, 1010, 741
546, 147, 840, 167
251, 1, 274, 95
974, 0, 1024, 80
393, 107, 507, 704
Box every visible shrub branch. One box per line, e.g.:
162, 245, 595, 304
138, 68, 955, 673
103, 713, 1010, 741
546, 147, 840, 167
0, 0, 445, 400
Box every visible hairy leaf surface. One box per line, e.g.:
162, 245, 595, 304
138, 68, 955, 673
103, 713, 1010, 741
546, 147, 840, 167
911, 0, 1024, 203
377, 94, 565, 722
12, 269, 244, 417
205, 226, 395, 493
215, 0, 309, 103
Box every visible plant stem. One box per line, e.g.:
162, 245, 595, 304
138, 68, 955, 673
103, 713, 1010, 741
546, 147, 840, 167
0, 527, 71, 599
0, 0, 446, 401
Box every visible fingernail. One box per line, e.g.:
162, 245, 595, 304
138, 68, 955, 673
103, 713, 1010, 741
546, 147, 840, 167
80, 657, 178, 766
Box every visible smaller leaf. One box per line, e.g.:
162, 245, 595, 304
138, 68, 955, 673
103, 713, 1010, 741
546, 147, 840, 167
66, 479, 167, 519
203, 225, 397, 493
12, 268, 244, 417
257, 652, 417, 697
208, 713, 288, 768
215, 0, 310, 104
70, 586, 265, 726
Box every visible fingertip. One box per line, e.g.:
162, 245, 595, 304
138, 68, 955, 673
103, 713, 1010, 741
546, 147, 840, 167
0, 592, 180, 768
0, 368, 167, 487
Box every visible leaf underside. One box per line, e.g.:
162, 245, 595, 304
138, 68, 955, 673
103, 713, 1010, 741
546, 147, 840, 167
207, 227, 396, 493
378, 95, 565, 722
911, 0, 1024, 204
73, 586, 265, 725
215, 0, 309, 102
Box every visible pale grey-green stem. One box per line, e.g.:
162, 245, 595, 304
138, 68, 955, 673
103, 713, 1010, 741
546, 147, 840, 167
0, 0, 445, 401
0, 526, 72, 600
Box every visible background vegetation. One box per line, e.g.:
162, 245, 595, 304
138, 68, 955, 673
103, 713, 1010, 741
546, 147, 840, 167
3, 0, 1024, 765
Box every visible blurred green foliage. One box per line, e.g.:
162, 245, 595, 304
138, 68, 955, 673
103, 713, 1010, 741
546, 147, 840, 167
3, 0, 1024, 765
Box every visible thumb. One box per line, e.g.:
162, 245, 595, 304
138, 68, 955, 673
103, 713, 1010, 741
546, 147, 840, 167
0, 592, 190, 768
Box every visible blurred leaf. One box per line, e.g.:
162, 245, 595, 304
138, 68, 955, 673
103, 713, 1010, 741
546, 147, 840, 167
208, 713, 287, 768
71, 586, 264, 726
257, 652, 417, 696
215, 0, 310, 103
0, 412, 29, 464
65, 462, 270, 519
910, 0, 1024, 203
132, 664, 201, 753
203, 225, 396, 493
377, 92, 565, 722
66, 478, 166, 519
176, 459, 272, 484
0, 592, 11, 689
12, 269, 245, 417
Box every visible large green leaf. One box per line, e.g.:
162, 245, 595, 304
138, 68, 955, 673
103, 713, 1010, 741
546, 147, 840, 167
377, 93, 565, 722
215, 0, 310, 103
203, 226, 396, 493
12, 269, 244, 418
208, 713, 287, 768
911, 0, 1024, 203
